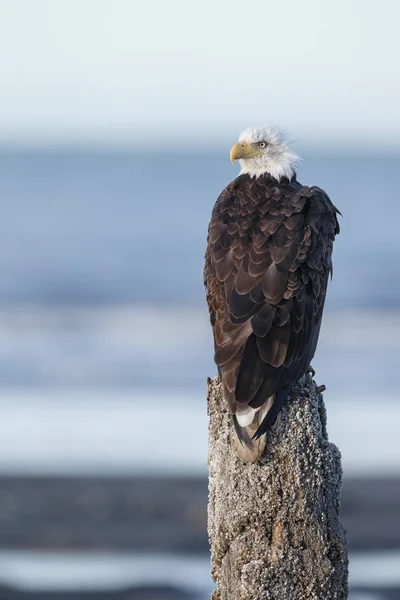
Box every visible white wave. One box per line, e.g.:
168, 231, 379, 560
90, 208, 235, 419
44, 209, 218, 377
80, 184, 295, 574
0, 389, 399, 476
0, 305, 398, 392
0, 549, 397, 594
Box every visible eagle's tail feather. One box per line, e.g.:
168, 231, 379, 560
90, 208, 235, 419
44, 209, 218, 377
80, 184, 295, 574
232, 389, 288, 462
232, 396, 274, 462
253, 388, 287, 439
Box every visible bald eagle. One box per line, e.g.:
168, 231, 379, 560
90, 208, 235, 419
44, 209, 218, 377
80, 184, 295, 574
204, 127, 340, 461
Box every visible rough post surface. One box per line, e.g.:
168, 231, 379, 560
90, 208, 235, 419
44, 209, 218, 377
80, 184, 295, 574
207, 375, 348, 600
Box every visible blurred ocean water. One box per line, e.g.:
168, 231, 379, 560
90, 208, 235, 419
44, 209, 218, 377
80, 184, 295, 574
1, 149, 400, 597
1, 150, 400, 307
0, 150, 399, 395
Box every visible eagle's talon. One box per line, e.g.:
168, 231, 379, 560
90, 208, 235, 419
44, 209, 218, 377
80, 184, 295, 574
307, 366, 316, 377
315, 385, 326, 393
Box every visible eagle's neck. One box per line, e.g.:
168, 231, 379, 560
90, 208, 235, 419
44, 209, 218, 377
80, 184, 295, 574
236, 172, 297, 187
238, 150, 299, 181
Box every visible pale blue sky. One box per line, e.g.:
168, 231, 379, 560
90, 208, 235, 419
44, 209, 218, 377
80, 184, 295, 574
0, 0, 399, 148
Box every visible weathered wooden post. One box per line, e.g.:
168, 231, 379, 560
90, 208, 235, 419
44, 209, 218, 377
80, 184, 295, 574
207, 374, 348, 600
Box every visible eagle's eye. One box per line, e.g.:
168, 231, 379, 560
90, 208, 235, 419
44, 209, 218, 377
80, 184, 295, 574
258, 141, 266, 148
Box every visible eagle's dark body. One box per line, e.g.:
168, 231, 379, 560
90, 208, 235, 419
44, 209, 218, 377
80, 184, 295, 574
204, 172, 340, 452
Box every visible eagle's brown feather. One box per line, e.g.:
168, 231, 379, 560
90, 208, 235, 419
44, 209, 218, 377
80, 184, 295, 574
204, 172, 339, 446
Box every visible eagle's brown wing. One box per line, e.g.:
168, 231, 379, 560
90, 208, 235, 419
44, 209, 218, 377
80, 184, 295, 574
204, 175, 339, 427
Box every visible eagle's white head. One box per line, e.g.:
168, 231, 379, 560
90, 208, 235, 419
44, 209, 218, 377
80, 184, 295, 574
230, 127, 300, 181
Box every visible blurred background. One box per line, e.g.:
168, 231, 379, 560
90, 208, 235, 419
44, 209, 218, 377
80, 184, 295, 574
0, 0, 399, 598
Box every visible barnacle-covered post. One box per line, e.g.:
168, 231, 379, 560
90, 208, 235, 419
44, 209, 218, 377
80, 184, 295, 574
207, 375, 348, 600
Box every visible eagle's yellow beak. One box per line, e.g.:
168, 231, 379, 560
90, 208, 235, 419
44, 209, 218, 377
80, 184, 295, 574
230, 142, 261, 163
